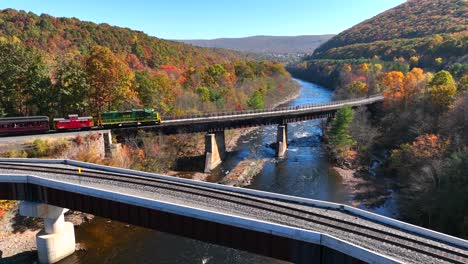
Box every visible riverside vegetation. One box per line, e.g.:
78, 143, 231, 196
294, 0, 467, 239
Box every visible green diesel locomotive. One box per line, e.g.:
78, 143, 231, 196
100, 109, 161, 127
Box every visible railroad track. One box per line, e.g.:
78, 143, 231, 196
1, 162, 467, 263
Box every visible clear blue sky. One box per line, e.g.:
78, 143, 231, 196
0, 0, 406, 39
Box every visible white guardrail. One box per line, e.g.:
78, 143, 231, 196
0, 158, 466, 263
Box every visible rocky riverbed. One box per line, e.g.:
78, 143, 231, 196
219, 159, 267, 187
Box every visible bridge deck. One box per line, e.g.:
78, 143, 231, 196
0, 95, 384, 138
0, 159, 466, 264
161, 95, 384, 125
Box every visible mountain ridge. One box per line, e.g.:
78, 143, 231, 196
179, 34, 335, 54
0, 8, 253, 70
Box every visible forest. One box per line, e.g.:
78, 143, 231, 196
292, 0, 467, 87
313, 0, 466, 57
0, 9, 298, 118
324, 62, 467, 238
289, 0, 468, 239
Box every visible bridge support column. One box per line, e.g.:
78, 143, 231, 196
276, 124, 287, 158
102, 131, 112, 158
204, 131, 226, 172
19, 202, 75, 264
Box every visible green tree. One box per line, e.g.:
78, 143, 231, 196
203, 64, 227, 87
437, 150, 468, 238
448, 63, 468, 79
0, 40, 50, 115
247, 91, 264, 109
428, 70, 457, 110
131, 35, 144, 59
54, 55, 90, 115
329, 106, 355, 151
457, 75, 468, 94
135, 70, 174, 114
196, 86, 211, 102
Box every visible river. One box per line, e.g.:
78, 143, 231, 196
59, 79, 397, 264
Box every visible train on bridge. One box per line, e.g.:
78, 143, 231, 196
0, 109, 161, 135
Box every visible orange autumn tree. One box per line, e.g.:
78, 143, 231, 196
85, 46, 136, 124
382, 68, 427, 108
406, 134, 449, 162
402, 67, 426, 107
382, 71, 405, 101
390, 134, 449, 185
404, 68, 426, 97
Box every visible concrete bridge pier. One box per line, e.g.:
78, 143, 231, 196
102, 131, 112, 158
19, 202, 75, 263
204, 131, 226, 172
276, 124, 288, 158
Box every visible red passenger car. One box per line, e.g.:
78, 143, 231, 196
0, 116, 50, 135
53, 115, 94, 130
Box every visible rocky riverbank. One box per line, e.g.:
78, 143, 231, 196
330, 165, 391, 208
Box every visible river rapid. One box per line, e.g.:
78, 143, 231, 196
59, 79, 397, 264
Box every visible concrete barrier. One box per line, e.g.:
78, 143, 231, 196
1, 174, 401, 263
0, 158, 467, 249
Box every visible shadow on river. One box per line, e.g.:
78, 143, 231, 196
59, 79, 398, 264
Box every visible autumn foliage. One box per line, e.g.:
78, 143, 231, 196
382, 71, 405, 101
0, 10, 298, 118
85, 46, 136, 119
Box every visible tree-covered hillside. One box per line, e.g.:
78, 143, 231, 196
289, 0, 467, 89
314, 0, 467, 57
0, 9, 298, 118
0, 9, 249, 68
289, 0, 468, 238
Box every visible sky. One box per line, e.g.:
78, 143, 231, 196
0, 0, 406, 40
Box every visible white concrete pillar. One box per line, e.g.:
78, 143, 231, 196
276, 125, 287, 158
204, 131, 225, 172
20, 202, 75, 264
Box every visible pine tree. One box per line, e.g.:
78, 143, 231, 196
329, 106, 356, 151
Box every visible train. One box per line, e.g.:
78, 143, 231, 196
0, 109, 161, 135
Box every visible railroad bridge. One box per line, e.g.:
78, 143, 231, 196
0, 95, 384, 172
0, 159, 467, 263
116, 94, 385, 171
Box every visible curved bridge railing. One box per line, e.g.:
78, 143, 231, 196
162, 94, 383, 121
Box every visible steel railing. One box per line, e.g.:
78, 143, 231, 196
162, 94, 383, 121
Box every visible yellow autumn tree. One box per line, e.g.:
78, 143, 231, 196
382, 71, 405, 101
428, 70, 457, 111
85, 46, 135, 123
